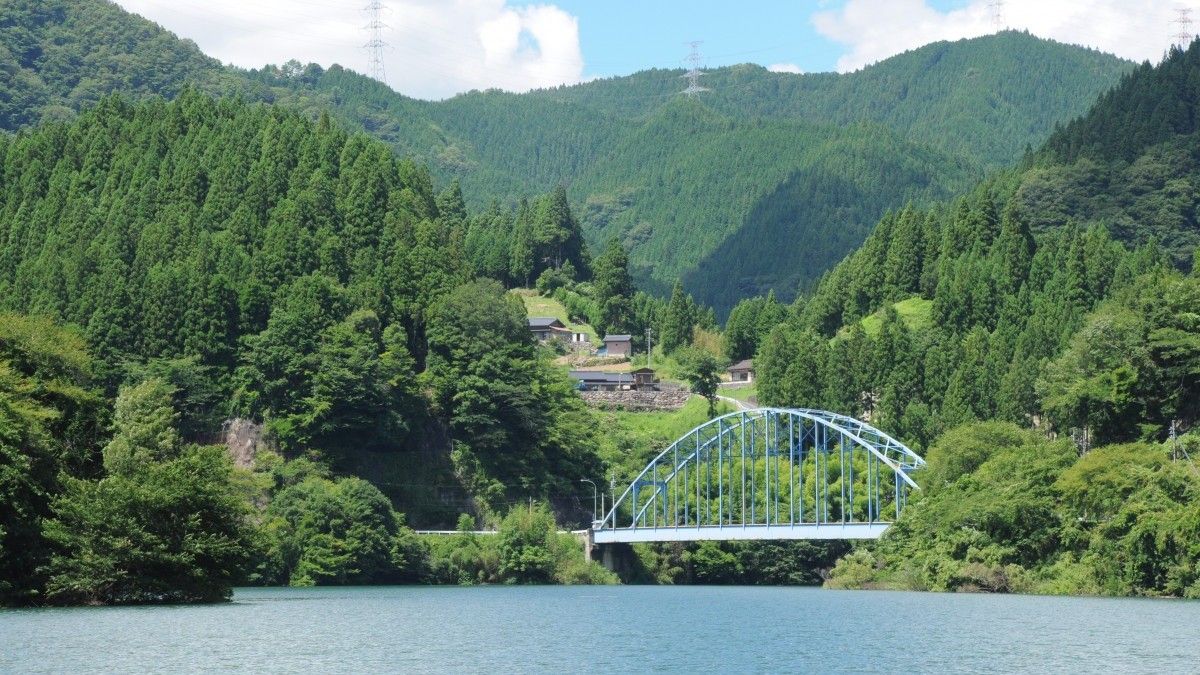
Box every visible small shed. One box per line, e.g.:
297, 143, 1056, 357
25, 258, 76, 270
727, 359, 755, 383
630, 367, 657, 390
602, 334, 632, 358
528, 317, 567, 341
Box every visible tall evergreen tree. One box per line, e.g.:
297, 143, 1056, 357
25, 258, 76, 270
660, 280, 695, 354
591, 238, 634, 336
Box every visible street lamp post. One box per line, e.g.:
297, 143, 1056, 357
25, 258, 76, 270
580, 478, 598, 522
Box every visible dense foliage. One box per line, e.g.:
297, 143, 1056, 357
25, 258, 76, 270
827, 424, 1200, 597
750, 43, 1200, 597
0, 315, 103, 604
256, 474, 425, 587
0, 0, 1133, 312
424, 507, 616, 585
425, 280, 601, 512
0, 92, 621, 604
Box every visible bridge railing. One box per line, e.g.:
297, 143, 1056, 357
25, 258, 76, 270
595, 408, 924, 538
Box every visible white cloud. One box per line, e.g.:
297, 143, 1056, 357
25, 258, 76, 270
813, 0, 1185, 72
113, 0, 584, 100
767, 62, 805, 74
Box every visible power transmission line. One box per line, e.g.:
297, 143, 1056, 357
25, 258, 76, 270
988, 0, 1006, 31
364, 0, 389, 84
680, 41, 709, 98
1173, 7, 1194, 49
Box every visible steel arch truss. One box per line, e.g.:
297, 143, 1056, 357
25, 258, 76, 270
593, 408, 925, 544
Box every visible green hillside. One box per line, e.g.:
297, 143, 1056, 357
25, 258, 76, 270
1014, 43, 1200, 266
0, 0, 1134, 312
747, 41, 1200, 598
526, 31, 1129, 171
0, 0, 246, 127
421, 31, 1133, 309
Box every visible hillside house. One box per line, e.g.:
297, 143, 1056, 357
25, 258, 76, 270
601, 334, 632, 358
528, 317, 568, 341
568, 370, 634, 392
727, 359, 755, 383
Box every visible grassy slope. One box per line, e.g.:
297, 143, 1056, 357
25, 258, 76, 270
847, 297, 934, 338
513, 289, 598, 342
717, 384, 758, 403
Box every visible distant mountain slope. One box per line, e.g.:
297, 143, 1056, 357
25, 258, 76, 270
293, 32, 1135, 311
1011, 41, 1200, 266
525, 31, 1131, 171
0, 0, 246, 128
0, 0, 1135, 312
684, 126, 972, 311
796, 39, 1200, 344
417, 32, 1130, 308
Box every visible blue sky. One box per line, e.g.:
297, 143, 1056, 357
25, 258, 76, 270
540, 0, 970, 78
116, 1, 1183, 100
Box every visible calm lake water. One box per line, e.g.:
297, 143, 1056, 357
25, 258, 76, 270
2, 585, 1199, 673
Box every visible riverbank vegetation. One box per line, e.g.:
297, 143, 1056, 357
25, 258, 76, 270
826, 423, 1200, 597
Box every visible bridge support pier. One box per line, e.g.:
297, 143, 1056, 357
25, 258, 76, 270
595, 543, 637, 580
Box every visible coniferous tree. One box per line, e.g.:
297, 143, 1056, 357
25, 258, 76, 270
508, 200, 535, 287
660, 280, 695, 354
592, 238, 634, 336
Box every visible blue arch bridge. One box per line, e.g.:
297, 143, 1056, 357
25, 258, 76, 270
591, 408, 925, 545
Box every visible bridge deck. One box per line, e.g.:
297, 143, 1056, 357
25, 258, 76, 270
593, 522, 889, 544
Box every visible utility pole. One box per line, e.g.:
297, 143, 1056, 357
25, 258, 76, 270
580, 479, 598, 522
1173, 7, 1194, 50
646, 327, 653, 370
680, 41, 709, 98
363, 1, 389, 84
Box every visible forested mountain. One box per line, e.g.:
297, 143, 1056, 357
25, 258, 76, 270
0, 0, 244, 128
740, 41, 1200, 598
0, 90, 601, 515
0, 89, 634, 602
3, 0, 1199, 606
1011, 43, 1200, 266
0, 0, 1134, 311
523, 32, 1128, 171
418, 31, 1134, 309
756, 41, 1200, 459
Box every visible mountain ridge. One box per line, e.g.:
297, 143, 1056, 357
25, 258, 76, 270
0, 0, 1135, 312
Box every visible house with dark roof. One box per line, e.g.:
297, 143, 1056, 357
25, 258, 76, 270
528, 317, 568, 341
568, 370, 634, 392
601, 334, 632, 358
727, 358, 755, 383
529, 317, 589, 345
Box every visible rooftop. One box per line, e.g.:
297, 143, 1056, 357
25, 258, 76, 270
603, 334, 632, 342
727, 359, 754, 371
528, 317, 566, 329
568, 370, 634, 383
